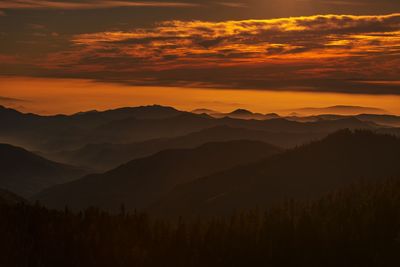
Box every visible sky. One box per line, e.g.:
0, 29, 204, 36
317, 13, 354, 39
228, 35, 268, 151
0, 0, 399, 114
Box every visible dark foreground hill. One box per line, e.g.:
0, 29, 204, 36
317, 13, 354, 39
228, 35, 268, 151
0, 143, 85, 197
34, 140, 281, 211
2, 178, 400, 267
151, 130, 400, 217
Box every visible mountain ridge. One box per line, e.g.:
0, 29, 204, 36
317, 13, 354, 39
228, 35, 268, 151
33, 140, 282, 211
0, 143, 85, 197
150, 130, 400, 217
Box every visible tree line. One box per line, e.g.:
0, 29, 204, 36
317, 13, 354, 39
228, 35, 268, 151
1, 179, 400, 266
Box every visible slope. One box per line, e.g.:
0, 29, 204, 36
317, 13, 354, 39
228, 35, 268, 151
33, 140, 282, 211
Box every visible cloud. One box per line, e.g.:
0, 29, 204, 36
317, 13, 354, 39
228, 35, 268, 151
70, 13, 400, 62
0, 0, 199, 10
216, 2, 247, 8
0, 54, 19, 64
0, 96, 28, 103
2, 13, 400, 95
296, 0, 372, 6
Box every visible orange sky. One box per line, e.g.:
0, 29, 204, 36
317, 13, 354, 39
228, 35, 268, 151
1, 76, 399, 115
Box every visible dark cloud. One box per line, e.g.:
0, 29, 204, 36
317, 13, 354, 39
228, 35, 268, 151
0, 0, 201, 9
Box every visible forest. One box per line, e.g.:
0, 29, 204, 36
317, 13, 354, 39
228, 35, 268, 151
1, 178, 400, 267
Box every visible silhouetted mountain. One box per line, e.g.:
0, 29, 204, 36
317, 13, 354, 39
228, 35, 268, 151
290, 105, 387, 116
0, 143, 85, 197
71, 104, 182, 121
191, 108, 219, 115
0, 105, 387, 154
286, 113, 400, 128
285, 114, 343, 123
83, 112, 378, 145
0, 188, 25, 205
225, 109, 280, 120
84, 112, 215, 144
230, 109, 253, 115
49, 125, 327, 171
356, 114, 400, 127
151, 130, 400, 217
33, 140, 282, 211
0, 105, 183, 151
208, 108, 281, 120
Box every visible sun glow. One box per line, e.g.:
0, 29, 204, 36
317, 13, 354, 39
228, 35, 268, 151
1, 76, 399, 115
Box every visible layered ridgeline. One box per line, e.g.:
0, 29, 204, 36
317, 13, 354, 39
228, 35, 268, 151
193, 108, 280, 120
0, 105, 181, 151
0, 143, 85, 197
151, 130, 400, 217
1, 105, 390, 155
34, 130, 400, 215
287, 113, 400, 127
34, 140, 281, 211
50, 126, 323, 171
289, 105, 387, 116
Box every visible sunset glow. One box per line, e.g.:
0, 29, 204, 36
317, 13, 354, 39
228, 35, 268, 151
1, 77, 399, 115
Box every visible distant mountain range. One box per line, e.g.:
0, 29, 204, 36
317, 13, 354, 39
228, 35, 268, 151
288, 105, 387, 116
287, 113, 400, 128
0, 143, 85, 197
194, 105, 391, 120
1, 104, 389, 154
34, 140, 282, 211
0, 105, 182, 151
193, 108, 280, 120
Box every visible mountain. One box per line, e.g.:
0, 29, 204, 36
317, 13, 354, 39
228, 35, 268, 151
0, 105, 385, 154
150, 130, 400, 217
0, 105, 183, 151
33, 140, 282, 211
84, 111, 378, 145
191, 108, 220, 115
356, 114, 400, 127
208, 108, 281, 120
0, 188, 25, 205
49, 125, 326, 171
230, 109, 253, 115
286, 113, 400, 128
0, 143, 85, 197
290, 105, 387, 116
84, 112, 216, 144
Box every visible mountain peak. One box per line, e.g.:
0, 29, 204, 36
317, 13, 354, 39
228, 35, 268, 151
191, 108, 219, 115
230, 109, 253, 115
